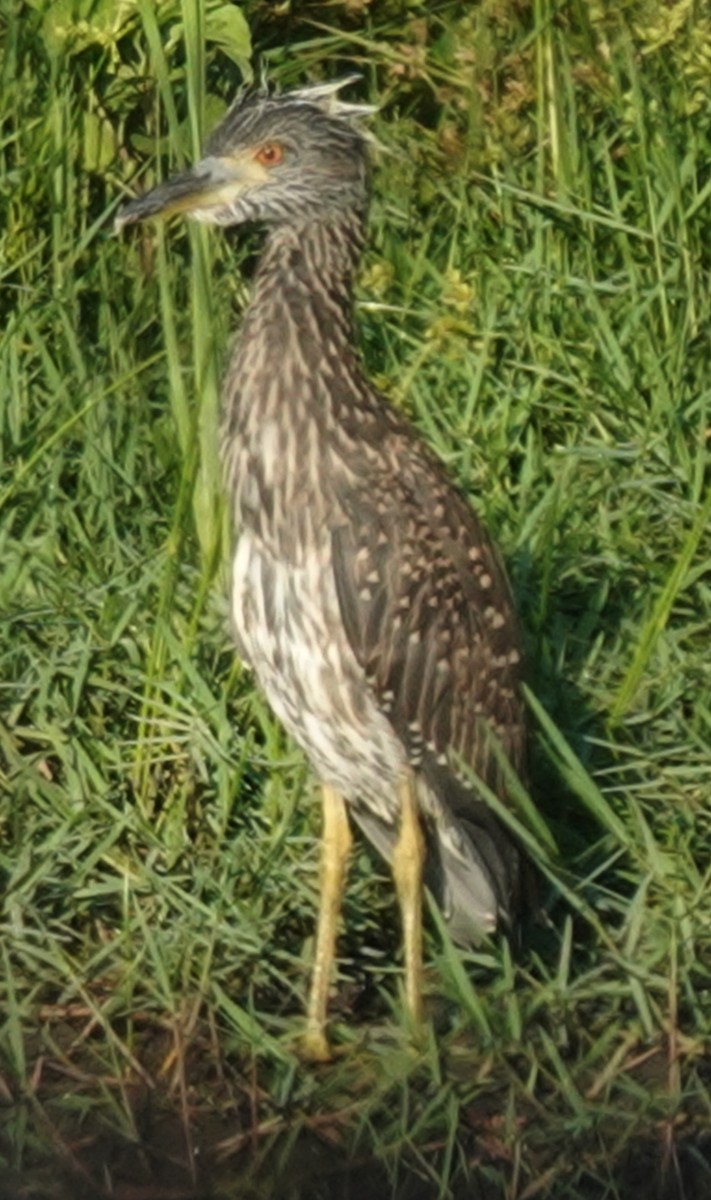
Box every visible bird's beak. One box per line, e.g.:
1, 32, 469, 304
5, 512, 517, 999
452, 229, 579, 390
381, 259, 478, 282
114, 153, 265, 232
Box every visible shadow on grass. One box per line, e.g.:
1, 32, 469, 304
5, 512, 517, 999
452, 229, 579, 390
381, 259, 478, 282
2, 1005, 710, 1200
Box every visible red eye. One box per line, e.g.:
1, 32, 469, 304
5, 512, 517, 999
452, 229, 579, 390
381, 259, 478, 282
255, 142, 284, 167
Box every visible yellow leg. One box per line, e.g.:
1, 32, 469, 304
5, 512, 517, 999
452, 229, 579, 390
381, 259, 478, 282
392, 773, 425, 1028
300, 784, 352, 1062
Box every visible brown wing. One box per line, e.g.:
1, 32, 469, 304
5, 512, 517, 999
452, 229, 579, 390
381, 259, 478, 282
331, 438, 527, 795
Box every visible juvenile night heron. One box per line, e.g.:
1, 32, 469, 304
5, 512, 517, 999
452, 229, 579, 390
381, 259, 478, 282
117, 80, 527, 1060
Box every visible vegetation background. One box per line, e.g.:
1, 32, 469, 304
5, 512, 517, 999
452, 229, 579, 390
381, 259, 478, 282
1, 0, 710, 1196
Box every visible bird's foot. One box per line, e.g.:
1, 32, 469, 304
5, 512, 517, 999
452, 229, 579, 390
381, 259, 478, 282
296, 1027, 334, 1064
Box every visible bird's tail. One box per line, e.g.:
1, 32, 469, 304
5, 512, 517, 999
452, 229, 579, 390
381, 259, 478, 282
418, 759, 522, 946
350, 761, 523, 948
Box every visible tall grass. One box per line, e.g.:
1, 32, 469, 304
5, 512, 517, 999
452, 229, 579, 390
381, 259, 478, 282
1, 2, 710, 1197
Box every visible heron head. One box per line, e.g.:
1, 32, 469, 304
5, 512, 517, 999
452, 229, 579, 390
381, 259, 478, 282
115, 79, 374, 233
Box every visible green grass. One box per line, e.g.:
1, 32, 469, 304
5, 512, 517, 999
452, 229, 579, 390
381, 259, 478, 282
2, 2, 711, 1197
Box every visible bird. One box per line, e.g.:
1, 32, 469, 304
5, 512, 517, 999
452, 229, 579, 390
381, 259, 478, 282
116, 79, 528, 1061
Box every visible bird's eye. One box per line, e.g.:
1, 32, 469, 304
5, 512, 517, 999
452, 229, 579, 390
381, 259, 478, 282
255, 142, 284, 167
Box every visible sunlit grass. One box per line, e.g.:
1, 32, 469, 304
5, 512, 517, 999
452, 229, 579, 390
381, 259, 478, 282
1, 1, 710, 1197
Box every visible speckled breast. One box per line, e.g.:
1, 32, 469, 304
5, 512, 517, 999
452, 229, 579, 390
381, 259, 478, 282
230, 529, 406, 810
